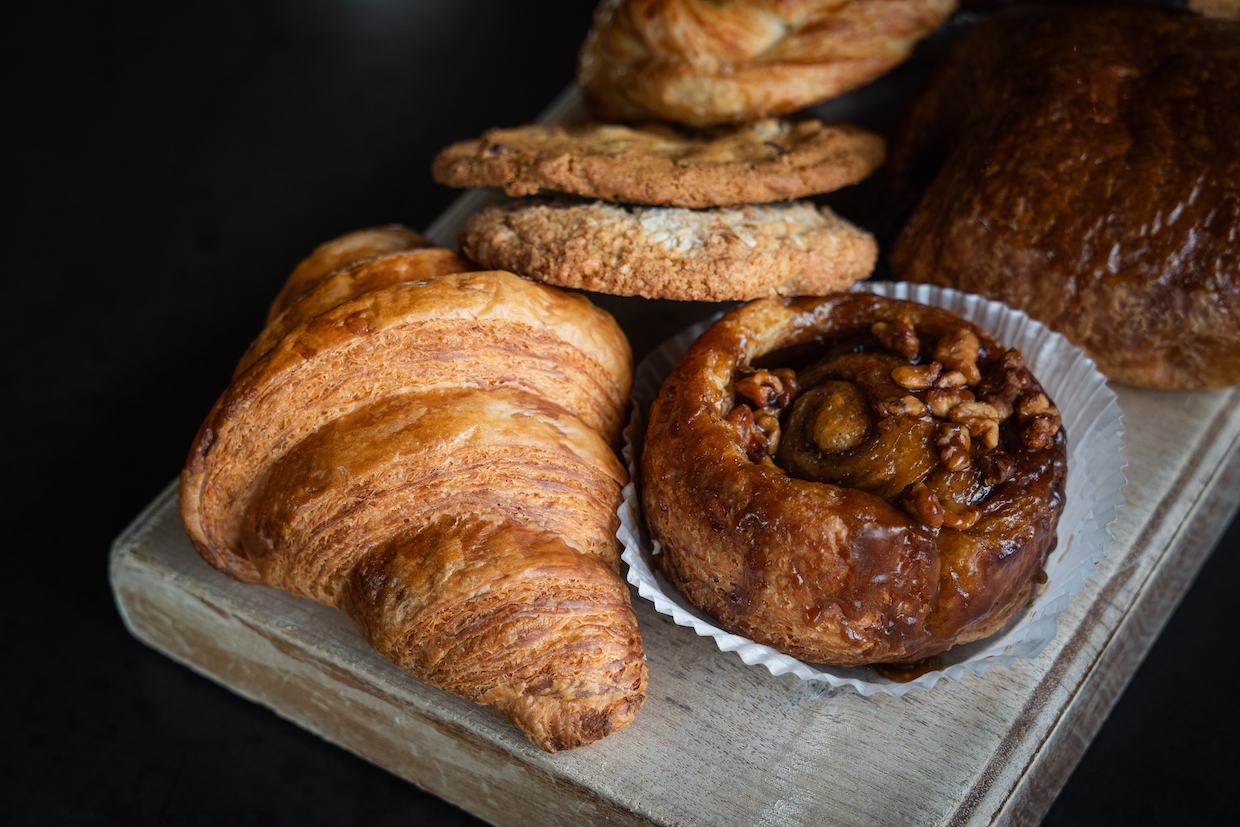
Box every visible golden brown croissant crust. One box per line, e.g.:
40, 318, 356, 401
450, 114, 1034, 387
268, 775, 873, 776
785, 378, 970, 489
182, 233, 643, 750
887, 6, 1240, 389
268, 225, 435, 324
236, 247, 476, 377
641, 293, 1066, 666
579, 0, 959, 127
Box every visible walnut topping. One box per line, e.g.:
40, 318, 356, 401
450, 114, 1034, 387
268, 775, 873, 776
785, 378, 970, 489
947, 401, 1001, 450
989, 349, 1031, 400
903, 481, 945, 528
1023, 416, 1062, 450
735, 369, 784, 409
772, 368, 799, 415
727, 404, 767, 462
872, 315, 919, 361
984, 394, 1014, 422
948, 401, 1000, 422
934, 328, 981, 385
927, 387, 975, 418
973, 418, 1000, 450
1016, 392, 1062, 449
754, 409, 782, 456
1017, 392, 1053, 417
892, 362, 941, 390
936, 423, 972, 471
979, 452, 1015, 485
876, 395, 927, 419
935, 370, 969, 389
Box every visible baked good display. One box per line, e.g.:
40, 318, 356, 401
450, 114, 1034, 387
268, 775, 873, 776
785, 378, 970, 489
641, 292, 1067, 666
181, 230, 645, 751
887, 5, 1240, 389
579, 0, 959, 128
460, 198, 876, 301
431, 118, 884, 209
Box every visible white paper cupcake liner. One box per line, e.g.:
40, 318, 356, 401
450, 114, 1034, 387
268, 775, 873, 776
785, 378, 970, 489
617, 282, 1127, 697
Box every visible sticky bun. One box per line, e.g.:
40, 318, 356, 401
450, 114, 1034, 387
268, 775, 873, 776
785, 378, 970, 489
641, 292, 1066, 666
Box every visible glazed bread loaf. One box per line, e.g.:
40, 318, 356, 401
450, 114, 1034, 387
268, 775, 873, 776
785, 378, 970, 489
182, 229, 645, 751
887, 5, 1240, 389
642, 293, 1066, 666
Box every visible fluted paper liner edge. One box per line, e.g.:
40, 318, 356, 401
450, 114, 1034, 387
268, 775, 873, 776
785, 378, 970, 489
617, 282, 1127, 697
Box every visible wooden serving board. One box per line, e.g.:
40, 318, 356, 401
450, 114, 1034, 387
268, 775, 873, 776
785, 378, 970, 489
110, 82, 1240, 827
111, 327, 1240, 827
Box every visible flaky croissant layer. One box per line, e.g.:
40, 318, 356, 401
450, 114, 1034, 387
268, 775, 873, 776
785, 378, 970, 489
181, 232, 644, 751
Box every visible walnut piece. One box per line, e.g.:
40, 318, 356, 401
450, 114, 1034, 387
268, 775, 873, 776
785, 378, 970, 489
727, 404, 767, 462
872, 315, 919, 361
934, 328, 981, 385
754, 409, 782, 456
936, 422, 972, 471
772, 368, 799, 415
903, 481, 945, 529
876, 394, 927, 418
979, 452, 1015, 485
1016, 392, 1063, 449
735, 369, 784, 409
927, 387, 975, 418
892, 362, 942, 390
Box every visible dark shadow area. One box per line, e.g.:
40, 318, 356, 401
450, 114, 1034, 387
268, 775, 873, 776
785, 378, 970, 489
1, 1, 1234, 824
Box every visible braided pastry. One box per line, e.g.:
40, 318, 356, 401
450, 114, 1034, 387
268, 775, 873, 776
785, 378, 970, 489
181, 230, 645, 751
641, 293, 1066, 666
579, 0, 959, 128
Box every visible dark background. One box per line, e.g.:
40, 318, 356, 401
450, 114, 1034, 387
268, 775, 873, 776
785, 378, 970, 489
3, 0, 1236, 824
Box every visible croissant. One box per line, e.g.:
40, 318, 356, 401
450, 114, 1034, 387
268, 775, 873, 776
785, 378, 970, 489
641, 293, 1066, 666
181, 230, 646, 751
267, 224, 435, 324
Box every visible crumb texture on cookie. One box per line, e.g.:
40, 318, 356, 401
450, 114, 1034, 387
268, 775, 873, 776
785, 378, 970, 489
432, 119, 884, 208
462, 198, 876, 300
579, 0, 959, 127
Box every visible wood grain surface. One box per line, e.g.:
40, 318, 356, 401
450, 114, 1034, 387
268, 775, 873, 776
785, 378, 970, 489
112, 354, 1240, 827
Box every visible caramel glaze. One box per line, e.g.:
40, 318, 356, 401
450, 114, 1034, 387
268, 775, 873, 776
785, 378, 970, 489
642, 293, 1066, 666
887, 6, 1240, 389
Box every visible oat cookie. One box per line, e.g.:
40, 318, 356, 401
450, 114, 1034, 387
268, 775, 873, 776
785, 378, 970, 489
461, 198, 876, 301
580, 0, 959, 128
432, 119, 884, 209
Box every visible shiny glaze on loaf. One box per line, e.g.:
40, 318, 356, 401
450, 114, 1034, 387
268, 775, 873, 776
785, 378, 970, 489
888, 5, 1240, 389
